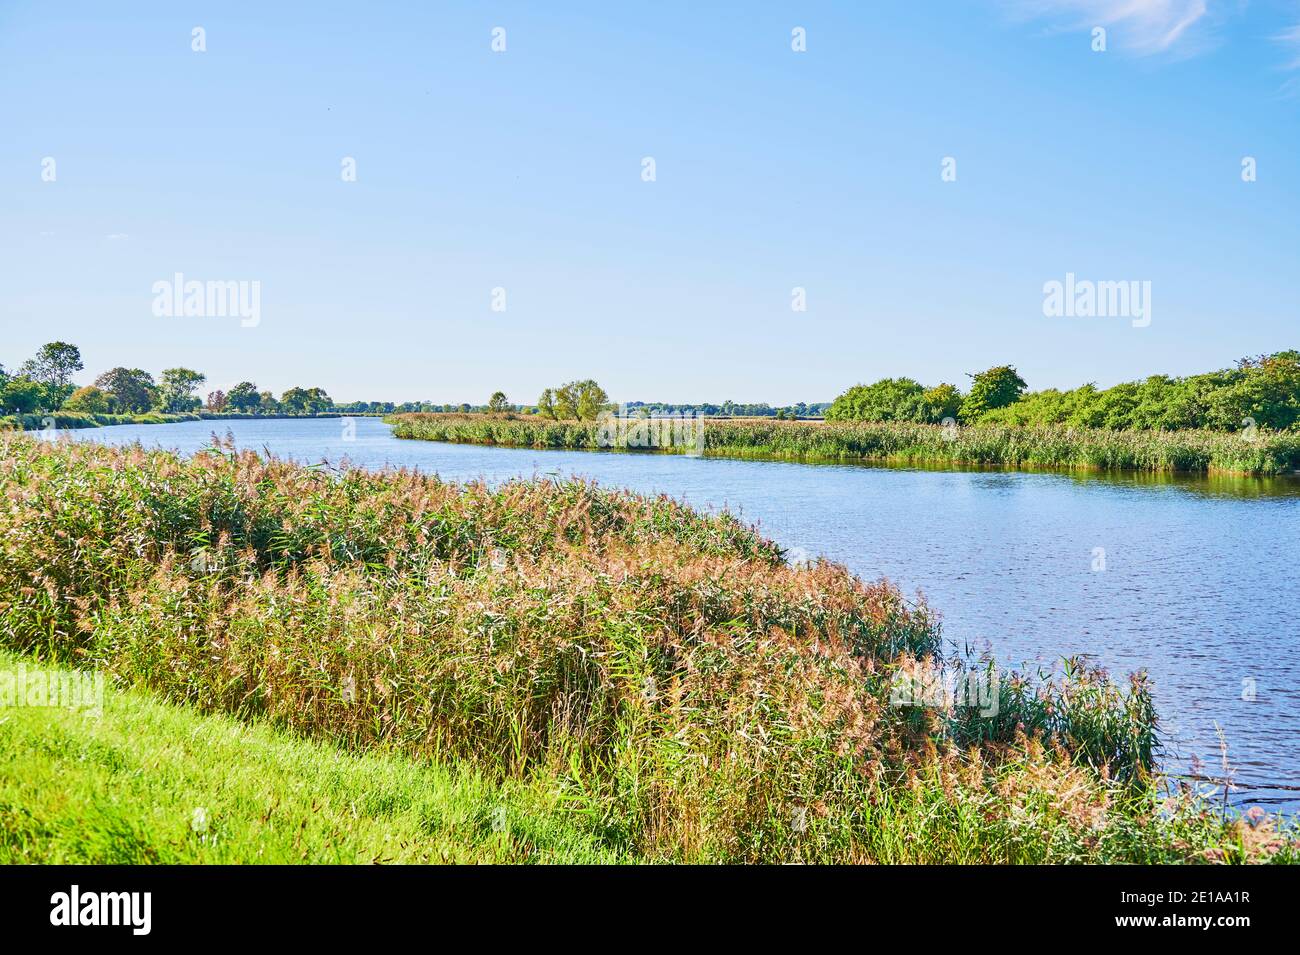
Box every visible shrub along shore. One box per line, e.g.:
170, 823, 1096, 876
386, 413, 1300, 476
0, 410, 371, 432
1, 410, 200, 430
1, 434, 1292, 862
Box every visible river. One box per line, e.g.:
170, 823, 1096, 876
68, 415, 1300, 809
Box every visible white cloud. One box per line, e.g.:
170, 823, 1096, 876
1008, 0, 1212, 55
106, 233, 129, 240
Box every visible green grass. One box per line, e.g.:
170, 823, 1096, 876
386, 413, 1300, 476
0, 651, 628, 864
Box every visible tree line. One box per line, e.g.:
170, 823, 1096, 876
0, 344, 613, 421
24, 338, 1284, 434
2, 345, 826, 424
0, 342, 338, 417
524, 386, 830, 421
623, 400, 831, 419
824, 352, 1300, 432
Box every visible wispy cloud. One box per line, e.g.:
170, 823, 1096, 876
1007, 1, 1213, 56
1277, 21, 1300, 69
106, 233, 129, 240
1276, 20, 1300, 96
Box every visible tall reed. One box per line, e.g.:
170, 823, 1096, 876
0, 434, 1290, 861
387, 413, 1300, 475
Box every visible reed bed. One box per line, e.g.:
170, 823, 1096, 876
0, 434, 1292, 862
387, 413, 1300, 476
0, 411, 200, 431
0, 410, 358, 432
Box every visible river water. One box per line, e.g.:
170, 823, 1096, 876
68, 416, 1300, 809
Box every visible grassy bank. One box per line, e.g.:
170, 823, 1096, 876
1, 434, 1294, 862
0, 651, 627, 863
0, 411, 364, 432
387, 413, 1300, 476
0, 411, 201, 431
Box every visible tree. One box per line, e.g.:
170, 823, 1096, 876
258, 390, 278, 413
573, 380, 609, 421
20, 341, 83, 391
206, 390, 228, 412
960, 365, 1027, 422
306, 387, 333, 413
226, 381, 261, 413
825, 378, 927, 422
280, 386, 333, 415
553, 383, 578, 420
280, 388, 307, 413
94, 367, 156, 413
1206, 351, 1300, 432
488, 391, 510, 414
157, 368, 206, 413
64, 386, 115, 414
0, 377, 42, 414
920, 383, 963, 423
535, 380, 610, 421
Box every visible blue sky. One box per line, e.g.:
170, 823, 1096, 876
3, 1, 1298, 404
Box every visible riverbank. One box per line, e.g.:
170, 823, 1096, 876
1, 411, 200, 430
0, 410, 371, 432
2, 433, 1292, 862
386, 414, 1300, 476
0, 650, 627, 863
